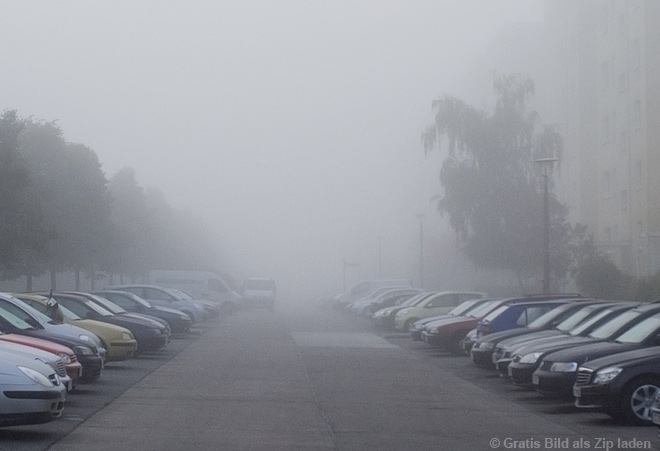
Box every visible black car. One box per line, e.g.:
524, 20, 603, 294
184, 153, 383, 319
498, 302, 639, 382
533, 304, 660, 399
573, 346, 660, 425
94, 290, 192, 333
469, 299, 602, 367
48, 292, 170, 353
490, 302, 637, 374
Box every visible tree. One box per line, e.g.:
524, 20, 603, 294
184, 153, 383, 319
0, 111, 49, 285
422, 75, 579, 291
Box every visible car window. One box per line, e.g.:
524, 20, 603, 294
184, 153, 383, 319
0, 299, 40, 325
483, 305, 508, 321
426, 294, 457, 308
0, 306, 35, 330
587, 310, 642, 339
144, 287, 171, 300
614, 313, 660, 344
514, 306, 551, 327
555, 306, 601, 332
102, 293, 134, 310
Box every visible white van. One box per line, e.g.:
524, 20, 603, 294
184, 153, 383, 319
148, 270, 242, 311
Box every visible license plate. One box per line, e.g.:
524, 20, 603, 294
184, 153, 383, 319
652, 411, 660, 426
532, 374, 539, 385
573, 386, 581, 397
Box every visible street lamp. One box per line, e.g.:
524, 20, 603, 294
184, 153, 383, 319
535, 157, 557, 294
417, 214, 425, 288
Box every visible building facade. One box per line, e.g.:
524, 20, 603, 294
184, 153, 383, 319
541, 0, 660, 277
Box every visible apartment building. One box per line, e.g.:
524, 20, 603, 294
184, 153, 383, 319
541, 0, 660, 277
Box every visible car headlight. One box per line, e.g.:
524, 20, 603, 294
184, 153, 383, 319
592, 366, 623, 384
549, 361, 578, 372
479, 342, 495, 350
57, 352, 72, 364
79, 334, 94, 343
72, 345, 95, 356
18, 366, 53, 387
518, 352, 543, 364
121, 332, 133, 341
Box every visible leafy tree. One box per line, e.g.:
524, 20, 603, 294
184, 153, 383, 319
422, 75, 580, 291
0, 111, 49, 285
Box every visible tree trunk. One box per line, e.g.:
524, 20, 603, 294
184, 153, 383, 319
50, 270, 57, 290
26, 273, 33, 292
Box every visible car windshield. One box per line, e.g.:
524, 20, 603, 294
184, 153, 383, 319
587, 310, 643, 340
449, 299, 482, 316
58, 304, 83, 320
482, 305, 508, 322
613, 312, 660, 344
400, 293, 432, 307
88, 294, 128, 314
568, 308, 620, 336
555, 306, 603, 332
526, 303, 572, 328
467, 300, 501, 318
0, 306, 36, 331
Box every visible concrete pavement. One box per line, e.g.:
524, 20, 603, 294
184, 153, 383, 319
47, 302, 608, 451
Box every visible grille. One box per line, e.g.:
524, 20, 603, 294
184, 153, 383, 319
575, 368, 594, 386
539, 360, 553, 371
55, 361, 66, 378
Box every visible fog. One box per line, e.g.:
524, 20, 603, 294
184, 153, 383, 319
0, 1, 543, 299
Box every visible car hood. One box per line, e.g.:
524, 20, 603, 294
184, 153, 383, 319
498, 330, 564, 349
541, 341, 645, 364
511, 335, 596, 357
578, 346, 660, 371
477, 327, 544, 345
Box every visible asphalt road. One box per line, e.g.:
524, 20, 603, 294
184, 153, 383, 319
3, 300, 658, 450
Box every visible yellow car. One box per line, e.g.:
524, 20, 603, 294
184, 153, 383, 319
15, 293, 138, 362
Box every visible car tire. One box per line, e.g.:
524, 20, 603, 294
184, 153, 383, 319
612, 376, 660, 425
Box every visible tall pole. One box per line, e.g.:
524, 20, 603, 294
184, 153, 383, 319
417, 214, 425, 288
542, 168, 550, 294
535, 157, 556, 294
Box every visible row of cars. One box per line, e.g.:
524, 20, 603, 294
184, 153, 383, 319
379, 292, 660, 431
0, 285, 220, 428
341, 285, 660, 434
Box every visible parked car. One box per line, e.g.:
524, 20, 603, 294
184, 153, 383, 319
533, 303, 660, 398
351, 288, 423, 316
0, 294, 105, 381
333, 279, 413, 310
574, 346, 660, 425
394, 291, 486, 332
0, 339, 73, 393
0, 350, 66, 427
368, 291, 424, 317
469, 300, 605, 367
490, 302, 639, 374
93, 290, 192, 333
16, 293, 138, 362
168, 288, 220, 318
372, 292, 436, 330
410, 298, 494, 342
424, 295, 576, 355
47, 292, 169, 354
105, 285, 206, 323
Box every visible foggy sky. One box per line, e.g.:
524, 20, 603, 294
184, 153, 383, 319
0, 1, 543, 296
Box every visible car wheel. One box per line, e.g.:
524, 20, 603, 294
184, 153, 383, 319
450, 331, 467, 356
613, 377, 660, 425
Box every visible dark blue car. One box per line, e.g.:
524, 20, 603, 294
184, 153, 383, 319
476, 299, 572, 339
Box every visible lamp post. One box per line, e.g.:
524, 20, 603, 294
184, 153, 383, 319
535, 157, 557, 294
417, 214, 425, 288
342, 257, 360, 291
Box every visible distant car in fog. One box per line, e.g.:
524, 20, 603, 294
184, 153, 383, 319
105, 285, 206, 322
242, 278, 277, 311
393, 291, 486, 332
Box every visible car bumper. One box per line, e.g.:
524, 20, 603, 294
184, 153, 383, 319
470, 347, 496, 368
532, 369, 576, 399
573, 383, 614, 410
507, 362, 537, 386
78, 355, 104, 382
0, 384, 66, 426
106, 339, 138, 361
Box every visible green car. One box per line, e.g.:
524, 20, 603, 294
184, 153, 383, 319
393, 291, 486, 332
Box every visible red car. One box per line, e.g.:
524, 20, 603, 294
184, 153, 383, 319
0, 333, 83, 391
